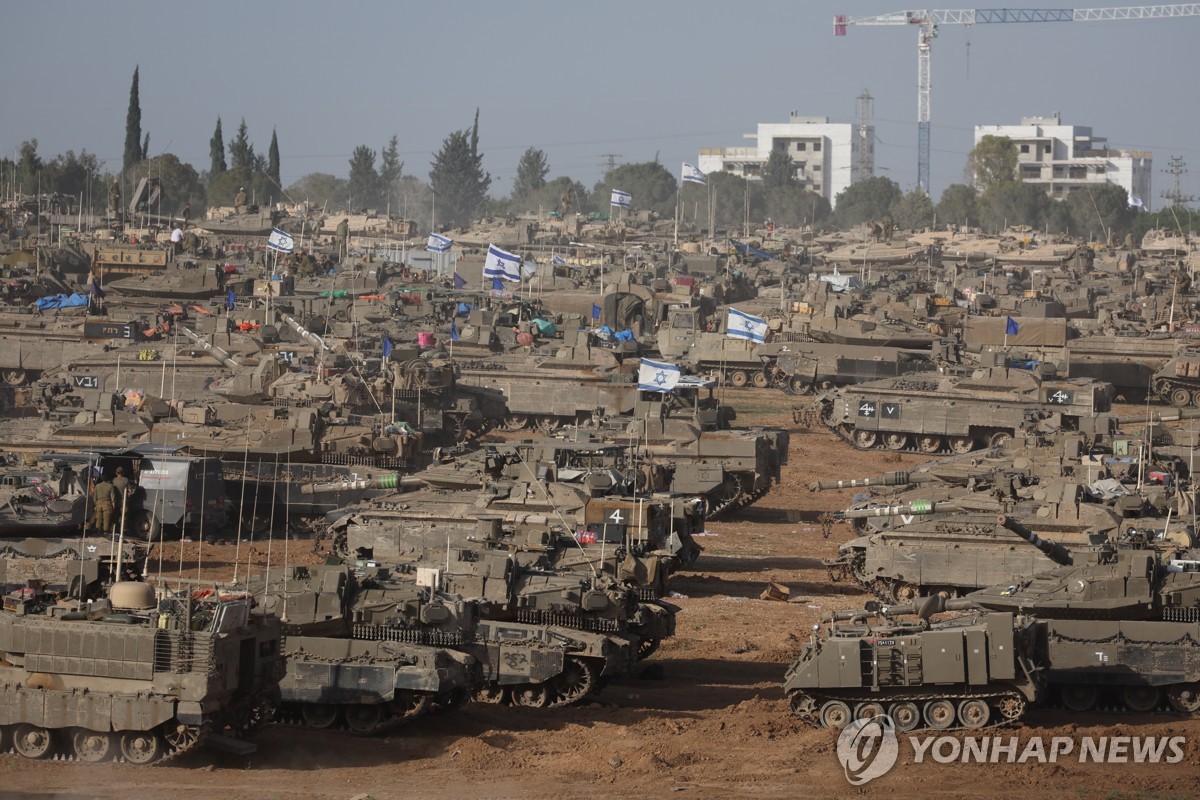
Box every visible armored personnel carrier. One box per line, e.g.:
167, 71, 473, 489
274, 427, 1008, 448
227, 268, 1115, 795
784, 596, 1040, 731
0, 580, 282, 762
1151, 347, 1200, 408
818, 365, 1113, 454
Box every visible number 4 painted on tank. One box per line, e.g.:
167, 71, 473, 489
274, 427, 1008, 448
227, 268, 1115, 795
609, 509, 624, 524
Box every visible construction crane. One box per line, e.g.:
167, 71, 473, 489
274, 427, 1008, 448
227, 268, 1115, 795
834, 6, 1200, 195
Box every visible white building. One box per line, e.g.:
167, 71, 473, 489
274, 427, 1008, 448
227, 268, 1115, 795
697, 113, 859, 207
973, 114, 1151, 207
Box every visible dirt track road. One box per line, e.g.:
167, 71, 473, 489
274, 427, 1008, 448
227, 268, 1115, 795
6, 391, 1199, 799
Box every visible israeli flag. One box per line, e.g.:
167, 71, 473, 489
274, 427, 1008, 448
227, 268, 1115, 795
610, 189, 632, 209
483, 243, 522, 282
551, 254, 567, 267
1128, 194, 1145, 209
266, 227, 295, 253
637, 358, 681, 393
682, 162, 706, 185
521, 259, 537, 278
726, 308, 768, 343
427, 232, 453, 252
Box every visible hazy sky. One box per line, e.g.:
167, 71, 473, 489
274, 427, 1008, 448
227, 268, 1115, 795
3, 1, 1198, 207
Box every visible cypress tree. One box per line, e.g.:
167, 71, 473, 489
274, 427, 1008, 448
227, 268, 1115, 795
267, 128, 281, 187
210, 117, 226, 175
123, 66, 143, 174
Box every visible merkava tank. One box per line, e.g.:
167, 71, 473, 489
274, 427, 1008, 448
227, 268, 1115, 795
103, 262, 234, 301
767, 340, 948, 396
0, 457, 89, 536
247, 562, 479, 734
0, 537, 144, 598
0, 579, 283, 762
816, 362, 1114, 455
783, 594, 1041, 731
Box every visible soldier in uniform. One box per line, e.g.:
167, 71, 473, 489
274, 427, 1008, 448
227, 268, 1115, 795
234, 187, 248, 214
108, 180, 121, 217
112, 466, 132, 498
92, 475, 116, 534
336, 218, 350, 261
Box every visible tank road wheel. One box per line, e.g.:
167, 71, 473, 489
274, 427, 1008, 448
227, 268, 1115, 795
997, 695, 1026, 722
1166, 682, 1200, 714
119, 730, 162, 765
475, 685, 508, 704
3, 369, 26, 386
512, 684, 551, 708
889, 702, 921, 732
1191, 390, 1200, 409
391, 691, 432, 718
883, 433, 909, 451
12, 724, 53, 759
958, 699, 991, 729
300, 703, 340, 729
1169, 387, 1193, 408
923, 699, 956, 730
637, 637, 662, 660
536, 415, 562, 433
818, 700, 852, 730
789, 378, 813, 396
729, 370, 749, 388
948, 436, 975, 455
817, 380, 835, 392
502, 414, 531, 431
752, 370, 770, 389
552, 656, 600, 706
344, 704, 384, 734
1122, 686, 1160, 713
989, 431, 1013, 448
916, 434, 942, 454
1061, 684, 1098, 712
892, 582, 920, 603
163, 722, 201, 752
789, 693, 820, 725
854, 702, 886, 722
71, 729, 113, 763
704, 475, 744, 518
852, 430, 878, 450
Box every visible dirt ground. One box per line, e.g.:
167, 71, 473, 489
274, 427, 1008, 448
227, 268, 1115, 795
5, 390, 1199, 799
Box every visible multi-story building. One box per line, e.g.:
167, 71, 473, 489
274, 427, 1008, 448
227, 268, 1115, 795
697, 113, 860, 207
973, 114, 1151, 206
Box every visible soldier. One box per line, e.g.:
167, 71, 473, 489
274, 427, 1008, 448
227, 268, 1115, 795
882, 216, 894, 244
112, 466, 132, 498
180, 200, 192, 229
234, 187, 248, 214
336, 218, 349, 261
92, 474, 116, 534
108, 180, 121, 217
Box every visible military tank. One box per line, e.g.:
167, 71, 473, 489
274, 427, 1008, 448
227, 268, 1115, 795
248, 563, 480, 734
1151, 347, 1200, 408
0, 580, 283, 762
784, 594, 1042, 731
0, 537, 144, 598
817, 364, 1114, 454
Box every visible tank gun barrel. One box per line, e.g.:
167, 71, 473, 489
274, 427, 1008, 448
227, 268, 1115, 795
1115, 408, 1200, 425
880, 596, 979, 618
995, 515, 1073, 566
179, 326, 242, 370
280, 313, 335, 353
836, 499, 942, 520
299, 473, 404, 495
812, 471, 929, 491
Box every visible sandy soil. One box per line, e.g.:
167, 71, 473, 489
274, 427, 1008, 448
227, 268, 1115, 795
5, 390, 1199, 799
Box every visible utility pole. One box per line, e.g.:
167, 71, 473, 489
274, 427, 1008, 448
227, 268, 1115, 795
856, 89, 875, 184
1162, 155, 1196, 207
598, 153, 623, 174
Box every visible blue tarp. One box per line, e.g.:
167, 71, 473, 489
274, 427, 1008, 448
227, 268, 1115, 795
731, 240, 775, 261
456, 302, 473, 316
35, 293, 89, 310
532, 318, 557, 335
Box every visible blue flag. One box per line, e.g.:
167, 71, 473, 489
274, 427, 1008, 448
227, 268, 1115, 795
456, 302, 473, 316
450, 320, 459, 342
382, 335, 393, 358
552, 254, 567, 267
226, 288, 236, 310
592, 304, 602, 320
453, 272, 466, 290
1005, 316, 1019, 336
492, 277, 505, 291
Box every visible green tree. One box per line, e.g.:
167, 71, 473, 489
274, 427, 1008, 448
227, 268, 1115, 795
690, 172, 764, 232
832, 176, 902, 228
968, 135, 1018, 193
512, 147, 549, 201
764, 185, 829, 228
429, 112, 492, 227
935, 183, 979, 228
267, 128, 281, 189
1065, 184, 1134, 241
209, 117, 226, 175
761, 148, 797, 191
228, 119, 254, 171
592, 160, 678, 218
978, 182, 1050, 231
286, 172, 348, 210
347, 145, 380, 209
123, 153, 205, 216
501, 175, 589, 216
123, 67, 143, 175
379, 135, 404, 208
892, 189, 935, 231
14, 139, 42, 193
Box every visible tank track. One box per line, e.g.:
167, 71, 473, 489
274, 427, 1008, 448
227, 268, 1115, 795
787, 687, 1028, 732
0, 720, 210, 765
475, 654, 604, 710
825, 551, 896, 604
274, 690, 445, 737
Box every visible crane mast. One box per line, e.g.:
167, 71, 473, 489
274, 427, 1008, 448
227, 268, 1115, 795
834, 5, 1200, 195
